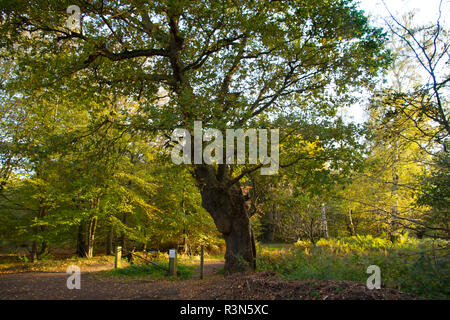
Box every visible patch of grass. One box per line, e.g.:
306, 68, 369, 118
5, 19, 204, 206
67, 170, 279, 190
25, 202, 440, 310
261, 243, 292, 251
103, 263, 194, 280
203, 253, 225, 261
0, 255, 115, 273
257, 235, 449, 299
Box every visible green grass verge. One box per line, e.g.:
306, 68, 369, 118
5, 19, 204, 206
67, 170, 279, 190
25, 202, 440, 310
103, 263, 194, 280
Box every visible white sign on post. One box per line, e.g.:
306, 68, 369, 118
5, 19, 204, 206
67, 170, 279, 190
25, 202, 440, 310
169, 249, 175, 258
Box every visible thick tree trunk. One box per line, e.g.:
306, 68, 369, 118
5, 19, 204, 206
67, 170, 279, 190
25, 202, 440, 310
223, 214, 256, 273
195, 165, 256, 274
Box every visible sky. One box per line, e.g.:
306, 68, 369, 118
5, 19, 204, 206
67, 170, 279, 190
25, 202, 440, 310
358, 0, 449, 26
341, 0, 449, 124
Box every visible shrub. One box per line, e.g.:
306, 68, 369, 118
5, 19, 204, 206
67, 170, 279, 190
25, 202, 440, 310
258, 236, 449, 299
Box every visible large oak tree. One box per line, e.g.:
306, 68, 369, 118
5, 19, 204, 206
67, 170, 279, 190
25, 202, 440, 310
0, 0, 389, 273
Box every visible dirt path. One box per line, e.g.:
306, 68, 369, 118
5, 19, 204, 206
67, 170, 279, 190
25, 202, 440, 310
0, 271, 418, 300
0, 271, 183, 299
192, 261, 224, 279
0, 262, 418, 300
0, 261, 224, 300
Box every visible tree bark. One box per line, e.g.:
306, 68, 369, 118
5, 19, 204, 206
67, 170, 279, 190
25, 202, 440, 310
39, 240, 49, 257
194, 165, 256, 274
263, 205, 275, 242
106, 222, 113, 255
30, 240, 38, 262
76, 222, 88, 257
320, 203, 329, 239
76, 215, 97, 258
30, 202, 48, 261
309, 217, 316, 245
87, 215, 97, 258
348, 209, 356, 236
119, 212, 128, 252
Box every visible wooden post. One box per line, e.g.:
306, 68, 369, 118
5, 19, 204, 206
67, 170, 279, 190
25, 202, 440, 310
200, 245, 204, 280
168, 249, 177, 276
115, 246, 122, 269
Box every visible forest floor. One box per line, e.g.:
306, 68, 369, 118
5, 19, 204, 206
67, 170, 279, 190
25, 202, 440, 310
0, 259, 418, 300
